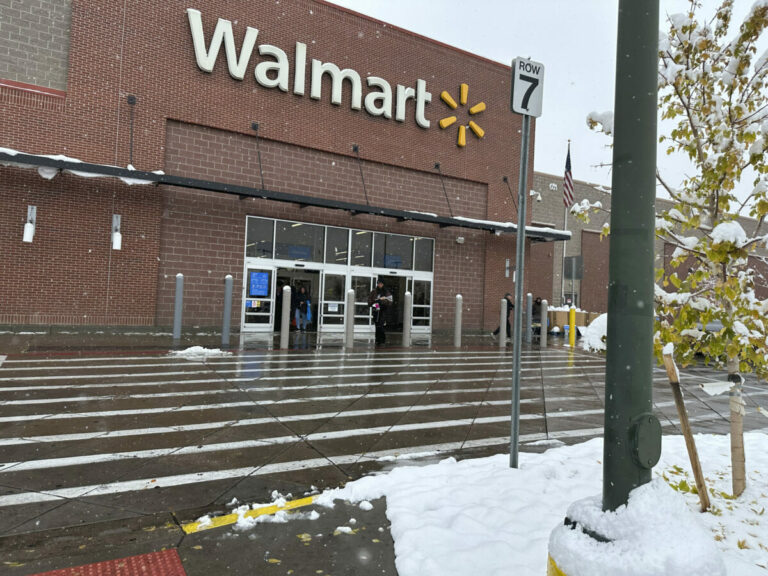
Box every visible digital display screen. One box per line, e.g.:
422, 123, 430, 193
249, 271, 270, 297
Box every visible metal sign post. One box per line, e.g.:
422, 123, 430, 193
509, 57, 544, 468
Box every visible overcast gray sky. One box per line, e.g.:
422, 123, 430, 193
327, 0, 760, 199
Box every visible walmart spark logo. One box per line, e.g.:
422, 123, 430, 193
438, 83, 486, 147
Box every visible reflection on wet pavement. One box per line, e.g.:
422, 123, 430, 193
0, 339, 764, 538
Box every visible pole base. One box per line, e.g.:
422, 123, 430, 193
547, 555, 568, 576
547, 480, 725, 576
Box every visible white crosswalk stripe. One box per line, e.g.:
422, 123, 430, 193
0, 346, 740, 520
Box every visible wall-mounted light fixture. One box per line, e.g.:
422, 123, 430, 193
112, 214, 122, 250
23, 205, 36, 243
456, 236, 465, 244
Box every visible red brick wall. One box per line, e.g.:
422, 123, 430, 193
159, 121, 488, 329
1, 0, 529, 329
0, 167, 161, 325
664, 242, 768, 302
529, 241, 554, 303
750, 256, 768, 300
581, 230, 610, 313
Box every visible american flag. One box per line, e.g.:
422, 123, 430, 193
563, 146, 574, 208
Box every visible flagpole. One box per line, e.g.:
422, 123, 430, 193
560, 140, 571, 306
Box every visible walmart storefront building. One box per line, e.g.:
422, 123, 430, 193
0, 0, 568, 334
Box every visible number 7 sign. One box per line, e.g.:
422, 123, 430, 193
511, 57, 544, 117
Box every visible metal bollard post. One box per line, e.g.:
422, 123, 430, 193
172, 273, 184, 347
525, 292, 533, 343
569, 305, 576, 348
280, 286, 291, 349
499, 298, 507, 347
344, 289, 355, 349
540, 299, 548, 348
402, 291, 412, 347
454, 294, 463, 347
221, 275, 233, 349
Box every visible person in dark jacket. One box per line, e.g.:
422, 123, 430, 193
492, 292, 514, 338
293, 285, 310, 332
368, 279, 393, 345
532, 296, 542, 323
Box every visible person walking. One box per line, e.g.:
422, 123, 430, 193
293, 285, 310, 332
492, 292, 514, 339
532, 296, 543, 337
532, 296, 542, 323
368, 278, 392, 345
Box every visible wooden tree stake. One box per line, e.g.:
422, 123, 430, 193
663, 351, 711, 511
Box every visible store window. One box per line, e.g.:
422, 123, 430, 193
373, 233, 413, 269
414, 238, 434, 271
245, 217, 274, 258
351, 230, 373, 267
246, 218, 434, 275
325, 227, 349, 265
275, 221, 324, 262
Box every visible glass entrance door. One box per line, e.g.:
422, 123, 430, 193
320, 271, 346, 331
352, 275, 376, 330
242, 267, 276, 332
408, 277, 432, 332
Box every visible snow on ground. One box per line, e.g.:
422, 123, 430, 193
701, 381, 733, 396
550, 478, 725, 575
581, 312, 608, 353
167, 346, 232, 359
318, 433, 768, 576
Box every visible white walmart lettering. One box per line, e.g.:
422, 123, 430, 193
186, 9, 431, 129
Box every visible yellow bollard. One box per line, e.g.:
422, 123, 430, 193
547, 555, 568, 576
569, 306, 576, 348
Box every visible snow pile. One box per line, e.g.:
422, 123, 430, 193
587, 111, 614, 135
570, 198, 602, 216
711, 221, 748, 248
700, 381, 733, 396
581, 313, 608, 352
454, 216, 515, 229
548, 305, 585, 312
549, 479, 725, 575
234, 506, 319, 530
0, 146, 163, 185
168, 346, 232, 360
318, 433, 768, 575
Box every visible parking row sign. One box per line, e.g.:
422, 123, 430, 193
511, 57, 545, 118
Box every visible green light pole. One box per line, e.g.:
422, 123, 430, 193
602, 0, 662, 511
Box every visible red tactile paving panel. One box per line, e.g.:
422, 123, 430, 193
29, 549, 186, 576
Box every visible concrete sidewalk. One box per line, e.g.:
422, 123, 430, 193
3, 496, 396, 576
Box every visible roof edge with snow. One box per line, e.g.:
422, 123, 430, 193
0, 149, 571, 242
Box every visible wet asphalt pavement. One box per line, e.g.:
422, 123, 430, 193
0, 330, 765, 575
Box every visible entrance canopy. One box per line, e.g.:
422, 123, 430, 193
0, 149, 571, 242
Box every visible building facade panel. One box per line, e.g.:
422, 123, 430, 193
530, 172, 611, 308
580, 230, 610, 313
0, 167, 161, 325
0, 0, 72, 91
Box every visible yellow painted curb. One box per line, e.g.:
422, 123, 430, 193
547, 554, 568, 576
182, 495, 317, 534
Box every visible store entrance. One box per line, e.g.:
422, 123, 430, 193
276, 268, 320, 332
378, 275, 407, 332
